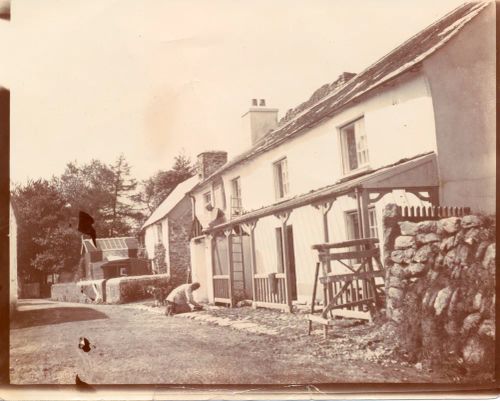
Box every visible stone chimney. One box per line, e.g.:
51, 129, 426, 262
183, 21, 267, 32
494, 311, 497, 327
242, 99, 278, 146
197, 151, 228, 180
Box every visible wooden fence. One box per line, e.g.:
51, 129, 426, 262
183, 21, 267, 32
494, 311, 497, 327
396, 205, 470, 222
253, 273, 288, 310
213, 275, 231, 303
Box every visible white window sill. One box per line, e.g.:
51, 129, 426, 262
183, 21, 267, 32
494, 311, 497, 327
341, 165, 371, 180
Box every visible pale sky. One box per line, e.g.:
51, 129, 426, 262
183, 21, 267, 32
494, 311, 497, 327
1, 0, 466, 184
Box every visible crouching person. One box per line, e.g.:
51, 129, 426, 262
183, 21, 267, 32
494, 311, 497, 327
165, 282, 203, 316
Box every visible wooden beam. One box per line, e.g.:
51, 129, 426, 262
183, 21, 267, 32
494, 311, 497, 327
223, 229, 234, 307
275, 211, 293, 312
312, 238, 379, 250
243, 221, 258, 306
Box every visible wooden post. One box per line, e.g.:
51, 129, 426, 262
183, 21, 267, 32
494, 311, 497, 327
429, 187, 439, 207
355, 188, 364, 239
312, 200, 334, 312
224, 229, 234, 307
360, 188, 371, 240
275, 211, 293, 313
242, 220, 258, 308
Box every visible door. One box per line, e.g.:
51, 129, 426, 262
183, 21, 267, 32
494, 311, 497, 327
275, 225, 297, 301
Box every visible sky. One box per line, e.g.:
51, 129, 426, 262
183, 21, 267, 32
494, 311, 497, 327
1, 0, 467, 184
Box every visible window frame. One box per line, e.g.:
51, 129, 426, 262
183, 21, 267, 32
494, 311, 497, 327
339, 117, 369, 175
230, 176, 242, 215
203, 190, 213, 211
273, 157, 290, 200
156, 222, 163, 244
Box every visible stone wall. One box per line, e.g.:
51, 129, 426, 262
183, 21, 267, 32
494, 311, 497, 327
168, 208, 192, 288
383, 204, 495, 372
51, 280, 107, 303
105, 274, 171, 304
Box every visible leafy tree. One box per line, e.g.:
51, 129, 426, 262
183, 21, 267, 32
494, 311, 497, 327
135, 152, 196, 214
11, 179, 80, 285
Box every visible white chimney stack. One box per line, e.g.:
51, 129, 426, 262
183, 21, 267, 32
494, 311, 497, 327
241, 99, 278, 146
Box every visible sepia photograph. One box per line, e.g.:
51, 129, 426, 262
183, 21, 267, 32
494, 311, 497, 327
0, 0, 496, 396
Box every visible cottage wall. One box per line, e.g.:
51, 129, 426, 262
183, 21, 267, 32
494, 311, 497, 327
167, 199, 193, 288
193, 72, 437, 229
422, 3, 495, 213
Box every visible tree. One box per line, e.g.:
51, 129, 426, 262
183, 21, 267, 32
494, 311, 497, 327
134, 152, 196, 215
108, 154, 144, 236
11, 179, 80, 285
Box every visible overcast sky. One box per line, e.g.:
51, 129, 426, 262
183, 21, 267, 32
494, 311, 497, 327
2, 0, 466, 184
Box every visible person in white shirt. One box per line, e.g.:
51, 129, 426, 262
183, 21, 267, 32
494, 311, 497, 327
165, 282, 203, 316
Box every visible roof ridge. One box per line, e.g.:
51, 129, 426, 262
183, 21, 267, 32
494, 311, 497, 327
189, 2, 488, 193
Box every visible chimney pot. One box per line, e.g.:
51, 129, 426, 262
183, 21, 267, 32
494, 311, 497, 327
252, 99, 258, 106
259, 99, 266, 106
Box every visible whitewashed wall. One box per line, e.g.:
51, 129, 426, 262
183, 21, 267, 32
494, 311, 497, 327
193, 72, 437, 223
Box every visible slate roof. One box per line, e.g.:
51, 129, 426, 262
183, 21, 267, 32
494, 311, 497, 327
141, 175, 199, 230
82, 237, 139, 253
189, 2, 488, 194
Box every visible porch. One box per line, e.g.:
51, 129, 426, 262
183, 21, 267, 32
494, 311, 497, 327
204, 152, 441, 312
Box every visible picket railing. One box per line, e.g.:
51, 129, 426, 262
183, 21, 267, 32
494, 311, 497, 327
396, 205, 470, 222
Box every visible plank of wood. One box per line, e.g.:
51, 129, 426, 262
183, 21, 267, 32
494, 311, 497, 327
319, 270, 384, 284
312, 238, 379, 250
329, 309, 372, 321
320, 248, 379, 262
305, 314, 335, 326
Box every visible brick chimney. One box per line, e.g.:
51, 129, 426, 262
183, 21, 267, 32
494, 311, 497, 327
242, 99, 278, 146
197, 151, 228, 180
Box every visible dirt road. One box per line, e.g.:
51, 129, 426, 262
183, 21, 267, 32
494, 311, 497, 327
10, 299, 441, 384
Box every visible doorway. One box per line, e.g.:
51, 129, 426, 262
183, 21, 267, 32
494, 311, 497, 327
275, 225, 297, 300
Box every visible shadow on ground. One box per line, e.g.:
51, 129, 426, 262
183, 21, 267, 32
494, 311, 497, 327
11, 307, 108, 329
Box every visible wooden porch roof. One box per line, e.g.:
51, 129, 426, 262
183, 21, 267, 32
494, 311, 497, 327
206, 152, 438, 233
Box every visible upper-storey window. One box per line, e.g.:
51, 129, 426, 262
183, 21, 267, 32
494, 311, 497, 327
203, 191, 213, 211
273, 157, 289, 199
340, 117, 369, 174
230, 177, 242, 217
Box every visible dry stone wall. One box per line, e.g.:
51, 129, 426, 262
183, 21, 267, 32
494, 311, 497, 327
383, 204, 495, 371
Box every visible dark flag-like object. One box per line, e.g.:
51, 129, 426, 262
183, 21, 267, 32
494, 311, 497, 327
78, 211, 97, 247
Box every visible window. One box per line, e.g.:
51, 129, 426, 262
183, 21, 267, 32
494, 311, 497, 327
273, 158, 289, 199
156, 223, 163, 244
345, 208, 378, 265
340, 118, 369, 173
119, 267, 128, 276
345, 208, 378, 240
230, 177, 242, 216
203, 191, 213, 210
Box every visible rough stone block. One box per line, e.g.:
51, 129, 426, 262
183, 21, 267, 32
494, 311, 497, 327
478, 319, 495, 339
473, 292, 482, 311
391, 250, 405, 264
447, 289, 460, 317
461, 215, 483, 229
395, 235, 416, 249
427, 269, 439, 282
444, 320, 459, 336
388, 275, 404, 289
444, 248, 457, 268
453, 230, 465, 247
390, 263, 405, 278
437, 217, 461, 234
413, 244, 435, 263
433, 287, 453, 316
482, 243, 495, 270
462, 336, 485, 366
461, 312, 481, 334
416, 232, 441, 244
383, 203, 399, 219
408, 262, 427, 277
440, 236, 455, 253
398, 221, 418, 236
416, 220, 437, 234
388, 287, 404, 302
455, 244, 471, 265
464, 228, 481, 245
475, 241, 490, 261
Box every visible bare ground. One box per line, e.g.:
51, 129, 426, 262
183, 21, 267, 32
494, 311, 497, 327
10, 299, 457, 385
